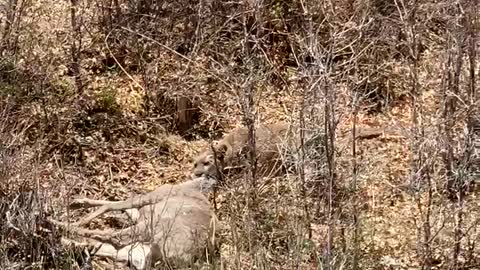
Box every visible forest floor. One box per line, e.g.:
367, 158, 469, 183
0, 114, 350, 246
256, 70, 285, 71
1, 1, 479, 269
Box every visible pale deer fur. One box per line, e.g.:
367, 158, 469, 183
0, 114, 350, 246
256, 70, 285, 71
51, 176, 220, 270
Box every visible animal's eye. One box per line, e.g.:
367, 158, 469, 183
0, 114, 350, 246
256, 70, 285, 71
203, 161, 210, 166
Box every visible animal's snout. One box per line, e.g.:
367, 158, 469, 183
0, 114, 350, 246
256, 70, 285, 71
192, 171, 204, 178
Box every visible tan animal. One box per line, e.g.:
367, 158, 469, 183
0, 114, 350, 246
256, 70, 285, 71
50, 176, 220, 270
192, 122, 298, 179
191, 122, 408, 180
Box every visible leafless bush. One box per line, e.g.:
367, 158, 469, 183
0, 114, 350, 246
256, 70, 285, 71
1, 0, 480, 269
0, 191, 81, 269
0, 99, 87, 269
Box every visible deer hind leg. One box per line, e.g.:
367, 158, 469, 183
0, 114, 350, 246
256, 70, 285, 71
50, 218, 133, 248
51, 213, 149, 250
73, 220, 151, 250
77, 224, 153, 269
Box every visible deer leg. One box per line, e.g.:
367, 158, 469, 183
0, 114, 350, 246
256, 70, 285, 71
69, 198, 140, 223
69, 198, 117, 209
61, 237, 152, 270
56, 219, 150, 249
74, 187, 180, 227
50, 218, 127, 247
74, 205, 112, 226
50, 218, 117, 242
87, 240, 153, 270
124, 208, 141, 222
75, 197, 151, 226
116, 243, 153, 270
71, 185, 177, 226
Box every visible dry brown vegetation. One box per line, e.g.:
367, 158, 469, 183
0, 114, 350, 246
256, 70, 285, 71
1, 0, 479, 269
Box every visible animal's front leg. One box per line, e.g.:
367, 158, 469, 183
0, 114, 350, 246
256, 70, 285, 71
69, 198, 140, 224
124, 208, 141, 223
61, 236, 152, 270
74, 192, 165, 226
86, 241, 153, 270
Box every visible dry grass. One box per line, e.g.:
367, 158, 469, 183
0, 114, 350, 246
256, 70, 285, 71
1, 0, 479, 269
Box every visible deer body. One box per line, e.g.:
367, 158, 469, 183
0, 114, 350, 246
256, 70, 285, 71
52, 176, 219, 269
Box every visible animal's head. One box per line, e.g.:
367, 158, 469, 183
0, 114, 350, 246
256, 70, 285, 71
191, 143, 229, 179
